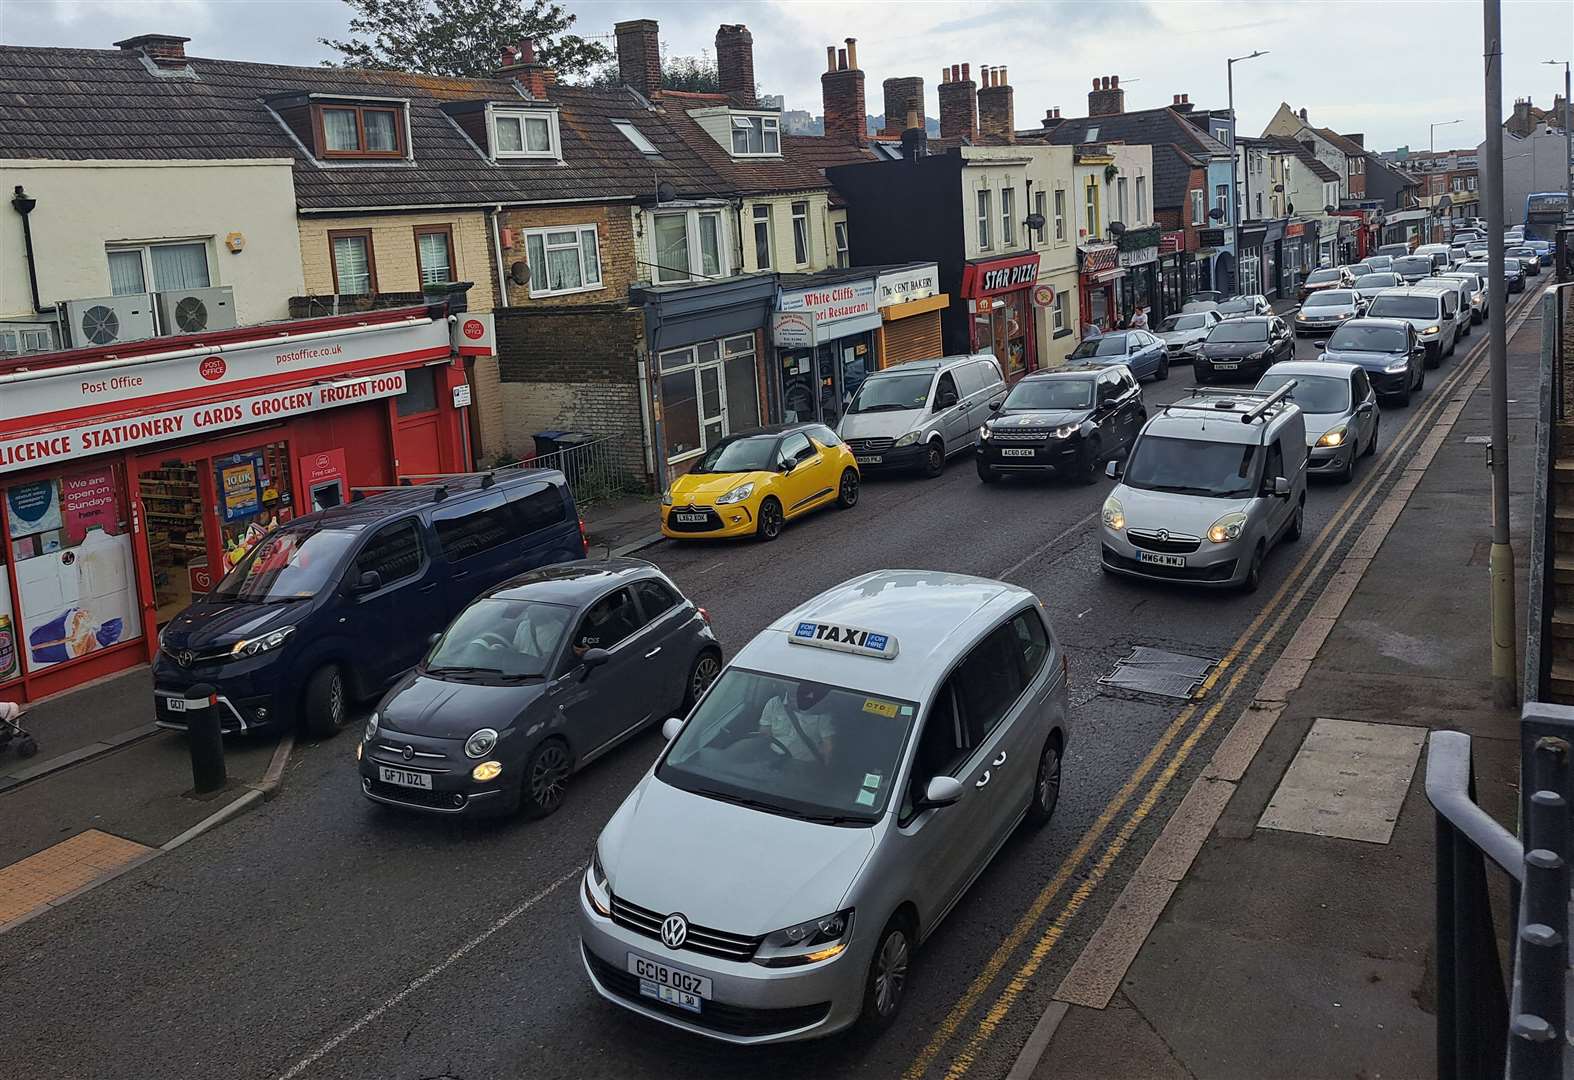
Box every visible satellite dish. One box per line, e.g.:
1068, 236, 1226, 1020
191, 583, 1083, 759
1208, 207, 1224, 221
1024, 212, 1046, 231
656, 181, 676, 203
509, 260, 530, 286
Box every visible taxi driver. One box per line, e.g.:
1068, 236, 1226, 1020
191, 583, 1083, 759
759, 681, 836, 763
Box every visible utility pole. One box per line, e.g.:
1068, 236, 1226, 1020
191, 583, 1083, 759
1227, 50, 1267, 295
1484, 0, 1516, 706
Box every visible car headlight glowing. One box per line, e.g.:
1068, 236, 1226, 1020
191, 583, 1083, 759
464, 727, 499, 759
1102, 495, 1125, 532
1384, 358, 1409, 373
893, 432, 920, 448
1053, 425, 1078, 439
1420, 325, 1440, 336
363, 711, 379, 743
230, 625, 296, 658
1317, 426, 1348, 448
979, 425, 992, 440
715, 482, 755, 505
754, 909, 855, 967
1207, 512, 1248, 544
584, 845, 612, 917
471, 760, 503, 782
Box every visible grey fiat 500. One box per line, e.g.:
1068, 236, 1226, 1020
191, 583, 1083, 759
359, 559, 720, 818
579, 570, 1070, 1043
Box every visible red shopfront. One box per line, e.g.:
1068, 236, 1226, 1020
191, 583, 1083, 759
960, 252, 1040, 382
0, 304, 486, 703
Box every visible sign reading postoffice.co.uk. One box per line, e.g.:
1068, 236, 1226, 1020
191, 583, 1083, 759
0, 318, 450, 436
0, 371, 407, 475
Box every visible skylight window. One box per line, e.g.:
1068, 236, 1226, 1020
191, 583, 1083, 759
612, 119, 659, 156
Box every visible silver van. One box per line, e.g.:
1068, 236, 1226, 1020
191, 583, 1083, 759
1414, 277, 1472, 343
838, 354, 1007, 477
579, 570, 1071, 1043
1101, 384, 1308, 592
1365, 286, 1459, 367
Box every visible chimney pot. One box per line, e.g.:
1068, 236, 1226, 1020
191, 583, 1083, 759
961, 62, 970, 82
982, 66, 992, 89
1111, 75, 1119, 88
837, 47, 848, 71
829, 47, 839, 73
1092, 77, 1100, 90
614, 19, 662, 99
845, 37, 858, 70
941, 67, 950, 83
998, 66, 1007, 85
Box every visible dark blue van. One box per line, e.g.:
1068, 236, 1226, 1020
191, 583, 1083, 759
153, 469, 586, 737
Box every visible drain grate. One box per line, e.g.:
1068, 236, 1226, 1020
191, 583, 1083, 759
1099, 646, 1219, 700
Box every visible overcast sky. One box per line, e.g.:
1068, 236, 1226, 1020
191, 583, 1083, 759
5, 0, 1570, 152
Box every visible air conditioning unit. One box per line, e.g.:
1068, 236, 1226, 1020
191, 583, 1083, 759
62, 294, 156, 348
0, 321, 57, 357
157, 285, 236, 336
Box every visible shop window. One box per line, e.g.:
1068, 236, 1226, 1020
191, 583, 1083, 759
329, 230, 376, 296
213, 444, 294, 579
355, 521, 423, 587
5, 467, 141, 675
658, 334, 758, 463
652, 210, 725, 284
434, 496, 514, 562
524, 225, 602, 297
753, 204, 773, 270
415, 225, 455, 287
791, 201, 810, 266
397, 367, 439, 416
108, 241, 212, 295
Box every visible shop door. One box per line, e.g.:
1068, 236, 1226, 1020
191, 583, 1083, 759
394, 367, 444, 482
698, 365, 725, 448
780, 350, 817, 424
137, 458, 216, 624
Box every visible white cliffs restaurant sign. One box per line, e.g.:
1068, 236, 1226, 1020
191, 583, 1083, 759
771, 278, 881, 349
0, 314, 457, 473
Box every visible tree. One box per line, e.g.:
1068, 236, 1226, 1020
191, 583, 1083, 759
320, 0, 609, 79
579, 48, 723, 94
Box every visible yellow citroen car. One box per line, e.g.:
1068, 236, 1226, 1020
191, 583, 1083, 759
661, 422, 861, 541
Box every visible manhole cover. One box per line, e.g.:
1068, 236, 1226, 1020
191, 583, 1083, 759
1099, 646, 1219, 700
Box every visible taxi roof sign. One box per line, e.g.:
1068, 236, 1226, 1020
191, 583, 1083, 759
789, 621, 899, 660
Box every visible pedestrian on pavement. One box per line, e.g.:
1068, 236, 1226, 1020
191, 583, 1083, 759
1131, 305, 1149, 330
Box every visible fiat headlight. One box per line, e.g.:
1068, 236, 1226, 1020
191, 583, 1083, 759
1317, 426, 1347, 448
753, 909, 855, 967
893, 432, 920, 448
715, 482, 755, 505
1102, 495, 1125, 532
1207, 512, 1248, 544
363, 711, 379, 743
230, 625, 295, 658
464, 727, 499, 759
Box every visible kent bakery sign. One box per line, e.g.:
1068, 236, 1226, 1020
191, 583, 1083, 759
961, 253, 1041, 300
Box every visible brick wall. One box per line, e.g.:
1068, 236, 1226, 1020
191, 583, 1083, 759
1180, 165, 1208, 254
297, 211, 496, 311
497, 204, 638, 307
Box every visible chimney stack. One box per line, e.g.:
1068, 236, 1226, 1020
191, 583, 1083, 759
1041, 106, 1065, 133
715, 24, 755, 106
882, 76, 925, 137
977, 65, 1014, 143
496, 38, 555, 98
1170, 92, 1194, 113
1088, 75, 1125, 117
902, 107, 928, 161
114, 33, 190, 66
938, 62, 978, 142
615, 19, 662, 99
1298, 106, 1308, 121
821, 37, 867, 146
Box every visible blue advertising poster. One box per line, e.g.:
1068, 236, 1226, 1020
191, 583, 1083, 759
216, 452, 264, 523
7, 479, 62, 539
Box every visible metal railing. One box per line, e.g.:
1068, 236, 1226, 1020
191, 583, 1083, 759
527, 430, 646, 509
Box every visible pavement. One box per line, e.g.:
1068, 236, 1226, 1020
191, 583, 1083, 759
0, 283, 1545, 1080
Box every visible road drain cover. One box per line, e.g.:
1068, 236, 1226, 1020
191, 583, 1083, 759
1099, 647, 1218, 700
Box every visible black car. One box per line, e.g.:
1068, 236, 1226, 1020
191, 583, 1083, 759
977, 365, 1145, 484
359, 559, 720, 818
1194, 315, 1294, 384
1318, 318, 1426, 405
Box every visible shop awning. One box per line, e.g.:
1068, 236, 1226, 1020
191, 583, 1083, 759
1088, 268, 1128, 284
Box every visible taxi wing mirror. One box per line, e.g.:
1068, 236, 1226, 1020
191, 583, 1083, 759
662, 716, 684, 741
922, 776, 964, 808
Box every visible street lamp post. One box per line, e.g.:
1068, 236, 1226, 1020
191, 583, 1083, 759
1544, 59, 1572, 218
1227, 49, 1268, 294
1430, 119, 1461, 241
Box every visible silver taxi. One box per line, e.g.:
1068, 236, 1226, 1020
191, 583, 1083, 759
578, 571, 1071, 1043
1101, 384, 1308, 591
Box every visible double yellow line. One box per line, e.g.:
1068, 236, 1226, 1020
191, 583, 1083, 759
906, 291, 1532, 1080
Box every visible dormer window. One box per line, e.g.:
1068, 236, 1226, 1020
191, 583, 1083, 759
315, 103, 405, 158
731, 114, 780, 156
492, 109, 560, 161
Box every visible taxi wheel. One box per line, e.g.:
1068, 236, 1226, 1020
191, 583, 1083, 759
755, 497, 784, 541
858, 915, 914, 1033
1025, 734, 1062, 827
302, 664, 347, 738
521, 738, 572, 818
836, 468, 860, 509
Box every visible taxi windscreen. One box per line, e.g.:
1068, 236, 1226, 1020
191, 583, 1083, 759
658, 667, 916, 824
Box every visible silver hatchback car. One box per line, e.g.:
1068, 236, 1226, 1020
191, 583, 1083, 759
579, 570, 1071, 1043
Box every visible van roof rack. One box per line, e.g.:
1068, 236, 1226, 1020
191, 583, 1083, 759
1157, 381, 1297, 426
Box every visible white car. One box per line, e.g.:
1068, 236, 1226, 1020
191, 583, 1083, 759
1154, 310, 1222, 361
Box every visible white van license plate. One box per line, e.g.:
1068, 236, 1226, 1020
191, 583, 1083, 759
378, 766, 433, 789
630, 954, 711, 1012
1137, 551, 1187, 568
1000, 449, 1036, 458
673, 513, 707, 524
855, 455, 882, 465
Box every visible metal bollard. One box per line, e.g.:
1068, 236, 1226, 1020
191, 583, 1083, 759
183, 683, 226, 794
1509, 736, 1569, 1080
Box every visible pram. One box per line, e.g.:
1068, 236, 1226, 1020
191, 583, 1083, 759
0, 702, 36, 759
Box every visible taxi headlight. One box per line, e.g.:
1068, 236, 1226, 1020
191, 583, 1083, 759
363, 711, 379, 743
584, 845, 611, 917
464, 727, 499, 759
1317, 426, 1348, 448
893, 432, 920, 448
230, 626, 295, 658
471, 760, 503, 782
1102, 495, 1125, 532
715, 482, 755, 505
1207, 512, 1248, 544
753, 909, 855, 967
1420, 325, 1440, 337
